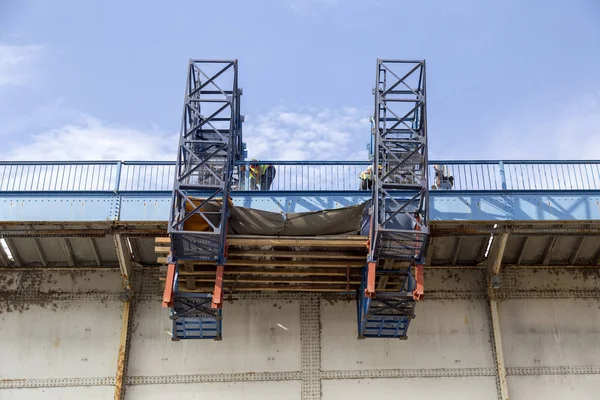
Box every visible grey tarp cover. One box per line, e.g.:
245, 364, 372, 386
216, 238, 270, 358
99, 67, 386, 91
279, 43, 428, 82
183, 199, 367, 236
228, 203, 367, 236
183, 199, 413, 236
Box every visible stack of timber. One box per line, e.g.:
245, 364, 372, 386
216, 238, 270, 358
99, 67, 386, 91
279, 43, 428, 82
155, 235, 369, 294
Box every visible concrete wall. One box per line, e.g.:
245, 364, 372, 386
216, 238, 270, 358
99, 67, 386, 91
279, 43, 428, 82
1, 267, 599, 399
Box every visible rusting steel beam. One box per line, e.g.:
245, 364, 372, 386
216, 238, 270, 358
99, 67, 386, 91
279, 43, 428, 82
0, 228, 166, 238
113, 300, 131, 400
113, 234, 134, 290
489, 297, 509, 400
487, 232, 509, 276
432, 226, 600, 237
542, 236, 558, 265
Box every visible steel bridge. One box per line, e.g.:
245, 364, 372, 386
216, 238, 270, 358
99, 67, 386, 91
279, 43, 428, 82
2, 58, 600, 345
2, 159, 600, 339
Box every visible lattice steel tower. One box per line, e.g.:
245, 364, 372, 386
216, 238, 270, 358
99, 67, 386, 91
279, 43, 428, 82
358, 59, 429, 338
165, 60, 243, 339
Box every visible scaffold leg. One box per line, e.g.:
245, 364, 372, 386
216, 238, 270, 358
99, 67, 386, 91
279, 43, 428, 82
162, 262, 176, 308
357, 265, 417, 339
171, 293, 223, 340
365, 260, 377, 298
412, 264, 424, 300
211, 265, 225, 309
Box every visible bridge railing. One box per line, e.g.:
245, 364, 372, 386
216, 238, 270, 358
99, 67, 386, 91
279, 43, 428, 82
1, 160, 599, 193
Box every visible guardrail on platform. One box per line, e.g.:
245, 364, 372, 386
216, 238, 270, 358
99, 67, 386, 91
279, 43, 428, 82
1, 160, 599, 192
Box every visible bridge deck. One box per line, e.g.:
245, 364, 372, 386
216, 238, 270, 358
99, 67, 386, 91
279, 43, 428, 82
2, 160, 600, 293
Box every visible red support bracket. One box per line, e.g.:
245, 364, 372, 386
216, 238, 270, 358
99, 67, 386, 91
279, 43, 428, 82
162, 261, 176, 308
211, 265, 225, 309
413, 263, 424, 300
365, 261, 377, 298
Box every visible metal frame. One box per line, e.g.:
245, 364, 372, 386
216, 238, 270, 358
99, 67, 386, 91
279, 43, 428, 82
165, 59, 242, 340
357, 266, 417, 338
370, 59, 429, 262
357, 59, 429, 339
170, 293, 223, 340
168, 59, 242, 263
5, 160, 600, 193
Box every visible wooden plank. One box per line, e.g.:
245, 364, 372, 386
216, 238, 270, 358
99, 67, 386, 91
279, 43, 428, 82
183, 260, 196, 290
178, 286, 357, 293
160, 277, 361, 285
228, 238, 368, 247
227, 250, 366, 259
156, 258, 365, 268
155, 246, 171, 254
156, 235, 366, 244
156, 236, 368, 248
177, 267, 363, 277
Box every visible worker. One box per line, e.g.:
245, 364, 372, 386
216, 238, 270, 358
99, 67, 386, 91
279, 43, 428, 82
249, 160, 276, 191
359, 166, 373, 190
359, 165, 382, 190
433, 164, 454, 190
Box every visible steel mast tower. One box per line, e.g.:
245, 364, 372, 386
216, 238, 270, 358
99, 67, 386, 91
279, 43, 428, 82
164, 60, 243, 340
358, 59, 429, 338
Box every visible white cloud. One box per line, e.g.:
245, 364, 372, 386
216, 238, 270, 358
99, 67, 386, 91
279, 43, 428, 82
1, 114, 177, 161
244, 106, 370, 161
484, 92, 600, 160
0, 44, 43, 86
1, 106, 370, 162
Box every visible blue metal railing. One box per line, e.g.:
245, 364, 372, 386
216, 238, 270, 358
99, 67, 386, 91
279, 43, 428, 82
1, 160, 599, 193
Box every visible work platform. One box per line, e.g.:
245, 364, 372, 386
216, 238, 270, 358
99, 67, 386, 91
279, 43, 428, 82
2, 159, 600, 340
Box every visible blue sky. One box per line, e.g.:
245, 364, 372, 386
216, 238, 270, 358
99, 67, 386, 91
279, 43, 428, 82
0, 0, 599, 161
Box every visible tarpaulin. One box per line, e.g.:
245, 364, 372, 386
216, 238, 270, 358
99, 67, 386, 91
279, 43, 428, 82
183, 198, 368, 236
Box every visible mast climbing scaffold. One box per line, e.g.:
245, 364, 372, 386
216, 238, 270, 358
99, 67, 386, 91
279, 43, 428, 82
160, 58, 428, 340
164, 60, 243, 340
358, 59, 429, 338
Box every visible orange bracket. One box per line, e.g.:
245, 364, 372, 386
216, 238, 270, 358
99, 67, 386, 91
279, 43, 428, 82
162, 261, 176, 308
413, 264, 424, 300
211, 265, 225, 309
365, 261, 377, 298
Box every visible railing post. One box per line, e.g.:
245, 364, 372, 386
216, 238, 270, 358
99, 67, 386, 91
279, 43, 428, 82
244, 161, 250, 191
114, 161, 123, 192
499, 161, 507, 190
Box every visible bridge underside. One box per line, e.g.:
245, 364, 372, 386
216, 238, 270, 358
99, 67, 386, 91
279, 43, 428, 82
2, 190, 600, 340
2, 220, 599, 273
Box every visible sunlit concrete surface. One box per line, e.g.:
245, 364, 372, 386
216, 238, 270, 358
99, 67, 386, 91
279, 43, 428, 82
322, 377, 498, 400
127, 298, 302, 376
0, 300, 121, 379
2, 386, 114, 399
500, 298, 600, 368
508, 374, 600, 400
125, 381, 302, 400
321, 299, 494, 371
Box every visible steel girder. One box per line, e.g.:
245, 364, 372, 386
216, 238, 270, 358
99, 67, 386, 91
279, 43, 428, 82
369, 59, 429, 262
168, 60, 242, 262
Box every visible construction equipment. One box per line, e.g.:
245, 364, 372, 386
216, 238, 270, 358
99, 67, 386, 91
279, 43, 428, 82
161, 59, 428, 340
